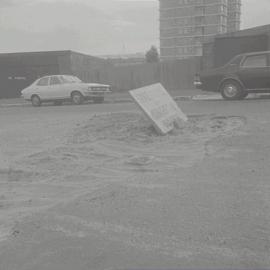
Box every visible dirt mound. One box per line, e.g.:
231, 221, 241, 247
0, 112, 246, 249
71, 112, 245, 144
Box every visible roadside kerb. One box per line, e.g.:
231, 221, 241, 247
0, 94, 223, 108
0, 102, 30, 108
112, 95, 201, 103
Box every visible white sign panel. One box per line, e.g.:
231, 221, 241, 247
129, 83, 188, 135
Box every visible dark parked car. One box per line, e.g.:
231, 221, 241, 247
194, 51, 270, 100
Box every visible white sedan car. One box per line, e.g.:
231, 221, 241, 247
21, 75, 111, 106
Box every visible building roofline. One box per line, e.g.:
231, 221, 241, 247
237, 50, 270, 57
0, 50, 73, 57
216, 24, 270, 39
0, 50, 104, 61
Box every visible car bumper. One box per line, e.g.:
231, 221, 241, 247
194, 81, 203, 89
21, 94, 29, 100
83, 90, 111, 97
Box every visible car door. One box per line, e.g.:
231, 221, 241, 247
48, 76, 63, 99
57, 75, 73, 98
35, 77, 50, 99
237, 53, 270, 90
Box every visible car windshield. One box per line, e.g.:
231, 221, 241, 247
60, 75, 82, 83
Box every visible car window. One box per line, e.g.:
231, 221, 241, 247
37, 77, 49, 86
242, 54, 267, 68
227, 55, 243, 66
50, 76, 61, 85
60, 75, 82, 84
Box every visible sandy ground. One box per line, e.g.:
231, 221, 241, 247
0, 101, 269, 270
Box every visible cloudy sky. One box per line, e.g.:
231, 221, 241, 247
0, 0, 269, 55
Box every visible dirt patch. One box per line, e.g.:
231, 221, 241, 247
0, 111, 250, 269
9, 112, 246, 181
71, 112, 245, 144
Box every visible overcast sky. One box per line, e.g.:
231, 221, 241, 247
0, 0, 269, 55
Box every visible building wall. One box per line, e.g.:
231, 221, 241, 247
202, 25, 270, 70
214, 35, 268, 67
159, 0, 241, 60
0, 51, 63, 98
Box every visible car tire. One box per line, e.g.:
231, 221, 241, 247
93, 97, 104, 104
220, 80, 244, 100
71, 92, 84, 105
31, 95, 41, 107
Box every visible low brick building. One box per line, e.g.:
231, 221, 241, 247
0, 50, 109, 98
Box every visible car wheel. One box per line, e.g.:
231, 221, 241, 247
220, 81, 243, 100
71, 92, 84, 105
93, 97, 104, 104
53, 101, 62, 106
31, 95, 41, 107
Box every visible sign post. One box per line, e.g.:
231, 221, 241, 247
129, 83, 188, 135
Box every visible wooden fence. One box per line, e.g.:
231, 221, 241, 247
97, 57, 201, 92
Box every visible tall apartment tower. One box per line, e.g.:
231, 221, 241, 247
159, 0, 241, 59
227, 0, 241, 32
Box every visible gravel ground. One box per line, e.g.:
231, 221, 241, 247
0, 100, 269, 270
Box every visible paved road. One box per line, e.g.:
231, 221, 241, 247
0, 99, 270, 269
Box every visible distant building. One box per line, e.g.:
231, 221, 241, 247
159, 0, 242, 60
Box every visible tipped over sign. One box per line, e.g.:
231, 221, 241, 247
129, 83, 188, 135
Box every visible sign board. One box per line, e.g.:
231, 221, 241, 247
129, 83, 188, 135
